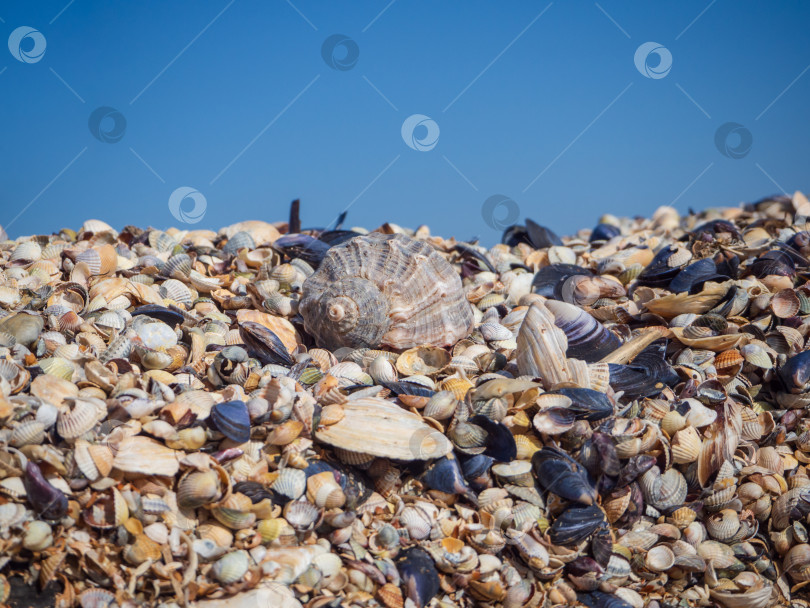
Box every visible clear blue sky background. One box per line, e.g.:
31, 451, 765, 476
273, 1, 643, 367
1, 1, 809, 244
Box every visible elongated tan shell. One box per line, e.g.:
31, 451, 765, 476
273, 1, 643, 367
299, 233, 474, 349
314, 397, 453, 460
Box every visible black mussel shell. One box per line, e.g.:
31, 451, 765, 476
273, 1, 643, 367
420, 455, 478, 504
272, 233, 331, 266
714, 251, 740, 278
232, 481, 274, 503
469, 415, 517, 462
525, 219, 563, 248
787, 231, 810, 253
590, 526, 615, 566
503, 219, 563, 249
749, 250, 796, 278
581, 431, 620, 477
238, 321, 295, 367
691, 219, 742, 241
608, 342, 679, 400
589, 223, 621, 242
554, 388, 613, 421
210, 400, 251, 443
308, 460, 373, 509
130, 304, 185, 327
381, 381, 436, 398
318, 230, 363, 247
636, 245, 685, 288
453, 242, 497, 273
548, 503, 606, 545
396, 547, 440, 608
566, 556, 604, 577
531, 264, 593, 298
545, 300, 621, 363
668, 258, 727, 294
778, 350, 810, 392
616, 454, 656, 487
460, 453, 494, 485
532, 446, 596, 505
24, 461, 68, 520
578, 590, 634, 608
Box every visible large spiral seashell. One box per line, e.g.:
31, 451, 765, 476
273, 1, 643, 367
299, 233, 474, 349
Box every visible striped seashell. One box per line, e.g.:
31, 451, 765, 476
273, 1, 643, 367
368, 354, 398, 384
75, 244, 117, 275
10, 420, 46, 447
56, 398, 104, 439
272, 467, 306, 500
479, 322, 512, 342
213, 550, 250, 584
10, 241, 42, 263
161, 253, 192, 278
300, 233, 474, 350
307, 471, 347, 508
159, 279, 193, 307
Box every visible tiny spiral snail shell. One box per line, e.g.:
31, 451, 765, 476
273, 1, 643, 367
299, 233, 474, 350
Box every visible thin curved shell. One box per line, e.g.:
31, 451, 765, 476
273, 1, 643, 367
300, 233, 474, 349
112, 436, 182, 477
315, 397, 453, 460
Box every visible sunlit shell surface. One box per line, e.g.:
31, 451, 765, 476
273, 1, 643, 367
3, 194, 810, 608
300, 233, 475, 349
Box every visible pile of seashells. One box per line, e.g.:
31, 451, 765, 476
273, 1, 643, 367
3, 193, 810, 608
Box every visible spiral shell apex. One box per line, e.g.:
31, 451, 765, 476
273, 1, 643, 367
299, 233, 474, 349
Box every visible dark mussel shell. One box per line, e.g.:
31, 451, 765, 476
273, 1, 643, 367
531, 264, 593, 299
547, 503, 606, 545
306, 459, 373, 509
636, 245, 685, 288
130, 304, 186, 327
777, 350, 810, 393
554, 387, 613, 421
714, 251, 741, 278
578, 591, 634, 608
24, 461, 68, 520
210, 400, 251, 443
272, 233, 332, 266
589, 223, 621, 243
469, 415, 517, 462
317, 230, 363, 247
238, 321, 295, 367
525, 219, 564, 248
668, 258, 727, 294
579, 431, 620, 478
420, 455, 478, 505
616, 454, 656, 487
532, 446, 596, 505
608, 342, 679, 400
382, 381, 436, 398
460, 453, 494, 487
544, 300, 622, 363
566, 556, 604, 578
748, 250, 796, 279
233, 481, 274, 503
396, 547, 440, 608
454, 242, 497, 273
503, 218, 563, 249
691, 219, 742, 241
787, 231, 810, 254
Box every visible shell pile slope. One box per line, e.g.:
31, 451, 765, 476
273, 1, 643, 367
2, 194, 810, 608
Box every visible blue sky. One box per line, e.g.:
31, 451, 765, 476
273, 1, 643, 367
1, 1, 809, 244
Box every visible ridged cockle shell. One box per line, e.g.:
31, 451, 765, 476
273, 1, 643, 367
299, 233, 474, 349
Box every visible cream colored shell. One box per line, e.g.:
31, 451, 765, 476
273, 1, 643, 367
299, 233, 474, 349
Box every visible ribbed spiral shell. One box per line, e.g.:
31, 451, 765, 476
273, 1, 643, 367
299, 233, 474, 349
